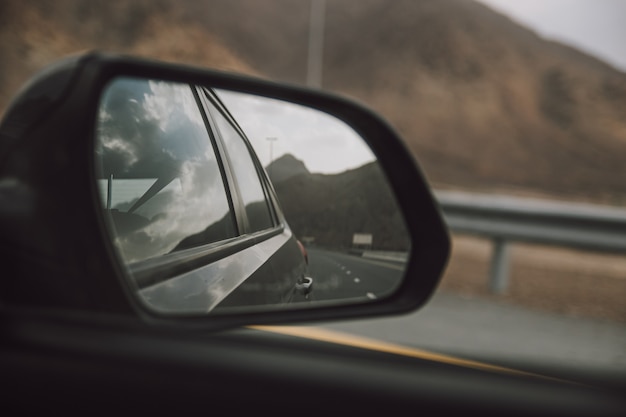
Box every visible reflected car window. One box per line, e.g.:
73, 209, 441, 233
205, 97, 274, 233
95, 78, 236, 264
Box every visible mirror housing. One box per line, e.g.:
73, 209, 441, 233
0, 52, 450, 328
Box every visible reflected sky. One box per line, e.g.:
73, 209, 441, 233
96, 78, 235, 263
216, 89, 376, 174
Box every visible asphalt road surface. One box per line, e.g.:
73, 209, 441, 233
305, 248, 405, 302
298, 247, 626, 383
311, 290, 626, 382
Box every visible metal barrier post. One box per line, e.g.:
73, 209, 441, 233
489, 238, 510, 293
437, 190, 626, 293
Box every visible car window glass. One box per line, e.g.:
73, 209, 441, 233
95, 77, 236, 264
206, 99, 274, 233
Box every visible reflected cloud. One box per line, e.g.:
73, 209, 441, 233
96, 77, 235, 263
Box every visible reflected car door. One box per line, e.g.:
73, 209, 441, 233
96, 78, 307, 314
197, 87, 309, 310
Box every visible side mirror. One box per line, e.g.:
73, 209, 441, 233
0, 52, 450, 328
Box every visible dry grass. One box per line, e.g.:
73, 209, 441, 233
439, 235, 626, 323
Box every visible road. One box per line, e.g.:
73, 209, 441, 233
312, 291, 626, 379
305, 248, 405, 302
300, 248, 626, 381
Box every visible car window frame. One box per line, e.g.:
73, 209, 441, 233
119, 84, 286, 290
198, 87, 282, 236
110, 82, 283, 290
105, 81, 232, 286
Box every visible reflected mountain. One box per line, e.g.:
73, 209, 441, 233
267, 153, 310, 183
267, 154, 410, 251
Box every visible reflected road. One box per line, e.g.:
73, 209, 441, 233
305, 248, 405, 302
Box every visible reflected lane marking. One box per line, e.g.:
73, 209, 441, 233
356, 258, 406, 271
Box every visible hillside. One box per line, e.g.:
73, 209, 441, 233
0, 0, 258, 116
178, 0, 626, 205
268, 155, 410, 251
2, 0, 626, 205
267, 154, 310, 184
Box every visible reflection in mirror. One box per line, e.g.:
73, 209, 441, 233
95, 78, 236, 263
95, 77, 410, 316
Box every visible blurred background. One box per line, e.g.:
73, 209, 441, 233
1, 0, 624, 329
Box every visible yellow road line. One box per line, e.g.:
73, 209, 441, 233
250, 325, 577, 385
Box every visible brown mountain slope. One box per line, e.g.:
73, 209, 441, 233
268, 156, 410, 251
319, 0, 626, 204
0, 0, 257, 116
178, 0, 626, 205
2, 0, 626, 205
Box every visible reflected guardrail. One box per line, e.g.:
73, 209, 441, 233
361, 251, 409, 263
435, 190, 626, 293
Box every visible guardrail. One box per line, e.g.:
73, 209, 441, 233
435, 190, 626, 293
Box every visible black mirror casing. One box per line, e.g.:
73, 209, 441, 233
0, 52, 450, 329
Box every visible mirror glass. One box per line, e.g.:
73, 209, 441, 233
94, 77, 410, 315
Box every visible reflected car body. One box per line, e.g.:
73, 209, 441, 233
95, 77, 311, 313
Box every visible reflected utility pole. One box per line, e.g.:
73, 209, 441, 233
266, 137, 278, 178
307, 0, 326, 88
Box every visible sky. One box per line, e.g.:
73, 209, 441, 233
216, 90, 376, 174
475, 0, 626, 72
